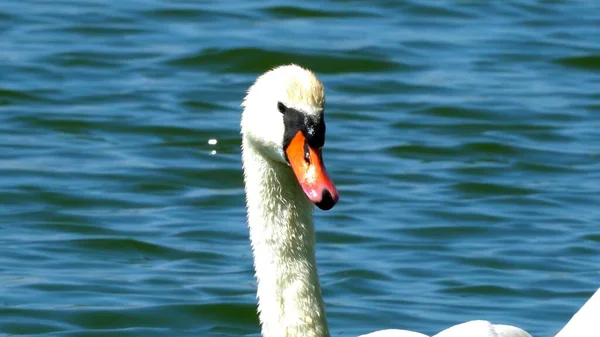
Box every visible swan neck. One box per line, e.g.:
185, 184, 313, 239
242, 137, 330, 337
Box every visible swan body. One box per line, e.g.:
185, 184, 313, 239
240, 64, 598, 337
359, 320, 531, 337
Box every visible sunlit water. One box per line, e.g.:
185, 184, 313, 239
1, 1, 599, 336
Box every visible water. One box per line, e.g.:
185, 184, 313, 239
1, 1, 599, 336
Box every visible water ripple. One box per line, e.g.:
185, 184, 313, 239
1, 1, 599, 336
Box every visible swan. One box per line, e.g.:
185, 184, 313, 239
239, 64, 599, 337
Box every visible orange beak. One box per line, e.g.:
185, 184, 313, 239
285, 131, 339, 210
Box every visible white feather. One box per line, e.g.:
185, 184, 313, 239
358, 320, 531, 337
555, 288, 600, 337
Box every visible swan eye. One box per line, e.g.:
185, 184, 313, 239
303, 141, 310, 163
277, 102, 287, 114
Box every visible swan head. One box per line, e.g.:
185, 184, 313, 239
241, 64, 339, 210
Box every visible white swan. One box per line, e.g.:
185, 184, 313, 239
239, 64, 599, 337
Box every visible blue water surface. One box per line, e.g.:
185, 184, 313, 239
1, 1, 599, 336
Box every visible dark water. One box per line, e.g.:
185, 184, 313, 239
1, 1, 599, 336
